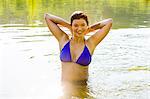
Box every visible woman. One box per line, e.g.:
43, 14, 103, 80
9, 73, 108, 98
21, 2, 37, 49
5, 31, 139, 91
45, 11, 112, 98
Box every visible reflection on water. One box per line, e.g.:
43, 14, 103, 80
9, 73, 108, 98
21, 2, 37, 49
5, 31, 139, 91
0, 27, 150, 99
0, 0, 150, 28
61, 82, 90, 98
128, 66, 150, 71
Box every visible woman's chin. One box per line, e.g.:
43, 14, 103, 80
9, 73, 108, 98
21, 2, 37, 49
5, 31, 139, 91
77, 33, 84, 37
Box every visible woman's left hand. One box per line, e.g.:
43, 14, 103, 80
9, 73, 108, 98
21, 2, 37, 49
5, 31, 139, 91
84, 27, 94, 35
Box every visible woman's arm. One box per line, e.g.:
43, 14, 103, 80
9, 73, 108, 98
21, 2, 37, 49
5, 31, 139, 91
87, 18, 112, 33
45, 13, 71, 29
44, 13, 71, 41
88, 18, 112, 48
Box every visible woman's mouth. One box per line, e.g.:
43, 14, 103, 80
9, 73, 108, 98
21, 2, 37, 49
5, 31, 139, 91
77, 31, 83, 34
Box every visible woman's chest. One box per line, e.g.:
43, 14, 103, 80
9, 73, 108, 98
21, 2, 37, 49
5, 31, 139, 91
70, 44, 84, 61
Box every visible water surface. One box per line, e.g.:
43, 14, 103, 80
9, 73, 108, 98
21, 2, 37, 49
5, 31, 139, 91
0, 27, 150, 99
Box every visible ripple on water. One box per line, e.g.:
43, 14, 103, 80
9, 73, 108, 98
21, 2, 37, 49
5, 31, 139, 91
17, 40, 45, 43
128, 66, 150, 71
1, 27, 150, 99
12, 37, 26, 39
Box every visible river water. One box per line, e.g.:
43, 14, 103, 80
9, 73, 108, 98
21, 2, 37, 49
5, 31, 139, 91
0, 27, 150, 99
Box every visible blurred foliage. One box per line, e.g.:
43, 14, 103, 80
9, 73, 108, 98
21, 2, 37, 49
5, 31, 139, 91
0, 0, 150, 28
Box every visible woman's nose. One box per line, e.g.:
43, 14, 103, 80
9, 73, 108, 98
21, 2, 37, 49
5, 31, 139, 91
78, 26, 82, 31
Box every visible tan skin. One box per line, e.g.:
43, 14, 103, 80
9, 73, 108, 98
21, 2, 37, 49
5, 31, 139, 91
44, 13, 112, 83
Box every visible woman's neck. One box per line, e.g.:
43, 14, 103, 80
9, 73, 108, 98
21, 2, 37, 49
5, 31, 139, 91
71, 36, 84, 44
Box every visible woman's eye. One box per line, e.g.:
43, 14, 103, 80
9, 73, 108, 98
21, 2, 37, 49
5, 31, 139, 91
74, 24, 78, 27
81, 24, 85, 26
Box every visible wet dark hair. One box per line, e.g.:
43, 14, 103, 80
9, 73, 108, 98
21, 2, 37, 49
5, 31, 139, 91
70, 11, 89, 26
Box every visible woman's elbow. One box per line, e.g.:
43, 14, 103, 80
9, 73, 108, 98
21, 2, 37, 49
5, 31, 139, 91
107, 18, 113, 27
44, 13, 49, 19
108, 18, 113, 24
103, 18, 113, 26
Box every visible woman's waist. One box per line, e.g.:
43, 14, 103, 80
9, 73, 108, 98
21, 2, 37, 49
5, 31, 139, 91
61, 71, 88, 81
61, 73, 88, 83
61, 78, 88, 86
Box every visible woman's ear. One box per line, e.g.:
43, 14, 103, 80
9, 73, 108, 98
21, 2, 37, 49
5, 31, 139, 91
70, 27, 73, 35
70, 27, 73, 32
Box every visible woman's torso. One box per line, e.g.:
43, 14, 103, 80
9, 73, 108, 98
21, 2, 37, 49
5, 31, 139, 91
61, 62, 89, 81
59, 38, 94, 82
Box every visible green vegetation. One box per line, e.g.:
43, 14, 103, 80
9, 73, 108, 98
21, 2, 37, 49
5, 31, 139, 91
0, 0, 149, 28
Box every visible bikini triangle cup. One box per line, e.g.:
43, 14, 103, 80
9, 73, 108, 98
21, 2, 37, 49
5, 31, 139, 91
60, 39, 91, 66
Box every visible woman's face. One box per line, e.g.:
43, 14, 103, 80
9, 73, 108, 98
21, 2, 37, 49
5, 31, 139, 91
71, 18, 88, 37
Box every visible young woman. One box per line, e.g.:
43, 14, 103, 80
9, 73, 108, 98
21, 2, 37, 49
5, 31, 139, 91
45, 11, 112, 98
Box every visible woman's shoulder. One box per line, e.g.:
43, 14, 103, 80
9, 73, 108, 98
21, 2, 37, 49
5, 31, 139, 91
85, 39, 95, 55
59, 36, 70, 50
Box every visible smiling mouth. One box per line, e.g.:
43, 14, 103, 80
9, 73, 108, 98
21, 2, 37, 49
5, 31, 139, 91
77, 31, 83, 34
